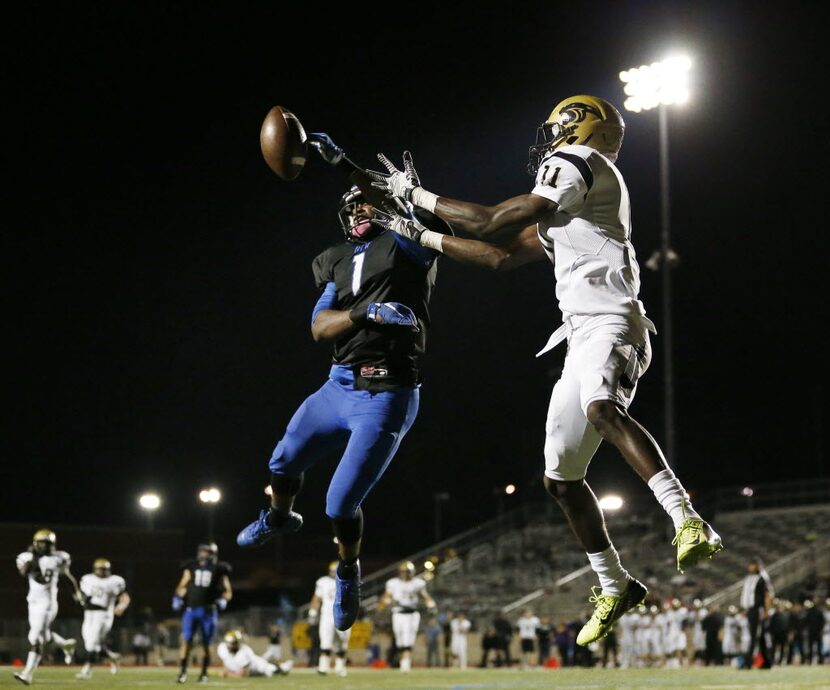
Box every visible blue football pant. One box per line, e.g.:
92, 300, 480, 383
181, 606, 218, 644
269, 366, 420, 519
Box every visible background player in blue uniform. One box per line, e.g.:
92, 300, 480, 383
238, 132, 443, 632
172, 543, 232, 684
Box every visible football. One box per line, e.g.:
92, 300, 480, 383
260, 106, 308, 181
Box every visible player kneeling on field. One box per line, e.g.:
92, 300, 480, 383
218, 631, 293, 678
76, 558, 130, 679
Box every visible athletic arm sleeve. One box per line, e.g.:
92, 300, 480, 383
311, 282, 338, 326
531, 149, 592, 213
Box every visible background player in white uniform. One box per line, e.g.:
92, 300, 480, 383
217, 630, 292, 678
379, 561, 436, 672
75, 558, 130, 679
310, 561, 350, 676
517, 608, 541, 669
14, 529, 81, 686
662, 599, 688, 667
449, 612, 471, 669
371, 94, 722, 646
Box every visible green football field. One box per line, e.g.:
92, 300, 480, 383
1, 666, 829, 690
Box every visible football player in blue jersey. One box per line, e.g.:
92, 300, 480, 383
238, 133, 444, 633
172, 543, 232, 684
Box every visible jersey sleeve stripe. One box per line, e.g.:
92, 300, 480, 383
551, 151, 594, 190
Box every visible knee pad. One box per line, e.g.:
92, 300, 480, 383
330, 508, 363, 545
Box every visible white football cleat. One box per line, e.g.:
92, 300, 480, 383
278, 659, 294, 675
13, 672, 32, 685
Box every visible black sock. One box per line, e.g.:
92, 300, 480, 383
337, 557, 359, 580
266, 507, 290, 527
179, 657, 187, 673
201, 651, 210, 676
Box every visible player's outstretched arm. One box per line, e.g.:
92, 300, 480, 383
435, 193, 557, 240
375, 213, 546, 272
371, 152, 558, 239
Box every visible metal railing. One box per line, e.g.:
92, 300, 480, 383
703, 539, 830, 608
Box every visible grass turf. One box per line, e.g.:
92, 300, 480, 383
1, 666, 829, 689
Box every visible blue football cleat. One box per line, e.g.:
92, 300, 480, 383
333, 560, 361, 631
236, 509, 303, 548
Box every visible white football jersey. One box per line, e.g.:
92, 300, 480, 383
532, 144, 650, 321
217, 642, 256, 674
16, 550, 71, 604
80, 573, 126, 613
314, 575, 336, 615
450, 617, 471, 641
517, 615, 540, 639
385, 576, 426, 611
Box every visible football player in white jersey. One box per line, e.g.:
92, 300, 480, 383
516, 608, 541, 669
310, 561, 350, 676
371, 94, 722, 646
379, 561, 436, 672
217, 630, 293, 678
14, 529, 81, 686
449, 612, 471, 669
75, 558, 130, 679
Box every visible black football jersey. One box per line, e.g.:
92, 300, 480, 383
183, 559, 231, 608
312, 230, 438, 374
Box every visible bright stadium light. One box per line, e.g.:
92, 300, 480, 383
264, 485, 273, 496
424, 560, 435, 572
199, 487, 222, 504
598, 495, 624, 511
619, 55, 691, 113
139, 492, 161, 511
740, 486, 754, 497
139, 492, 161, 530
504, 484, 517, 495
618, 54, 693, 467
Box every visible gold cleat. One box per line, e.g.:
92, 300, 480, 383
673, 518, 723, 572
576, 578, 647, 646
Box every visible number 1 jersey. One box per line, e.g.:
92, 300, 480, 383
312, 229, 438, 376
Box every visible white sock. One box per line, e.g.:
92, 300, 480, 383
587, 545, 631, 595
318, 654, 330, 673
400, 655, 411, 672
334, 657, 345, 672
23, 651, 41, 675
80, 662, 91, 674
52, 632, 68, 645
648, 468, 701, 529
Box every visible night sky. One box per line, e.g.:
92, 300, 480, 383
7, 2, 826, 557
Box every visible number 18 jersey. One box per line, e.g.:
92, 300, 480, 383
182, 560, 231, 608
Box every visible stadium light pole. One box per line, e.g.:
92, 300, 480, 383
198, 487, 222, 541
138, 492, 161, 530
620, 55, 691, 465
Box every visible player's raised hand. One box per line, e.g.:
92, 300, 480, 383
369, 152, 420, 200
308, 132, 345, 165
366, 302, 420, 332
372, 208, 428, 244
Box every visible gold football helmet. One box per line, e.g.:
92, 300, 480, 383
328, 561, 338, 577
94, 558, 112, 576
224, 630, 244, 647
32, 529, 57, 555
528, 95, 625, 174
399, 561, 416, 579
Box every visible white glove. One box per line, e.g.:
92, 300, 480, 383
372, 209, 445, 253
368, 151, 420, 201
